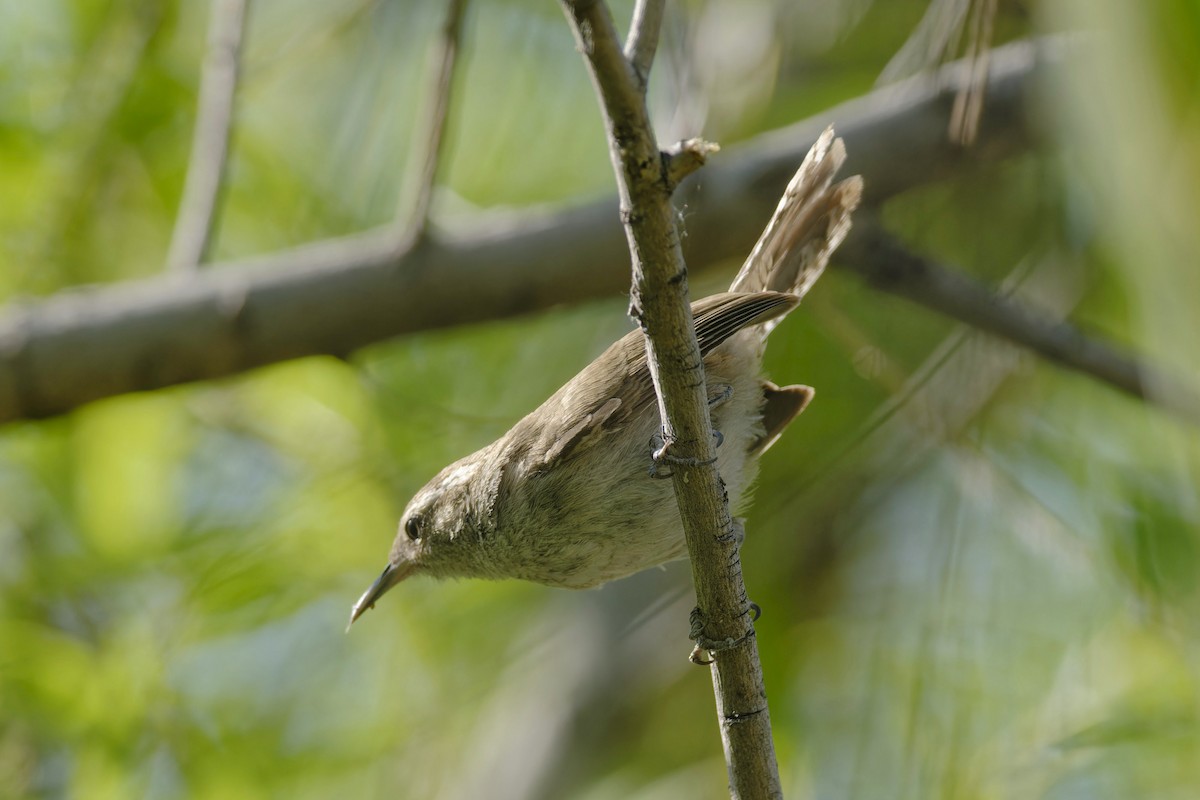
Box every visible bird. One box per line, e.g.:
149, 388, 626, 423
349, 128, 861, 628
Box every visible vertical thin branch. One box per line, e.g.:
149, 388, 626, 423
559, 1, 781, 797
166, 0, 249, 273
624, 0, 666, 85
396, 0, 470, 246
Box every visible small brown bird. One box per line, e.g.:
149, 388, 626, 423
349, 129, 861, 627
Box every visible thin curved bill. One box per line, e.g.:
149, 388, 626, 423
346, 562, 413, 631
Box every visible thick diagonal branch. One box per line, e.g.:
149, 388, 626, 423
0, 39, 1057, 424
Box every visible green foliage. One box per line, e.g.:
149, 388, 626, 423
2, 0, 1200, 798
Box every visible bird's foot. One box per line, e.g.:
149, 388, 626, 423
647, 430, 723, 478
687, 602, 762, 665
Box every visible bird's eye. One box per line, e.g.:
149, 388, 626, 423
404, 516, 423, 541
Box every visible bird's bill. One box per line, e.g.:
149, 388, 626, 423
346, 562, 413, 630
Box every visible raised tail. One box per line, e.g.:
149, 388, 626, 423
730, 127, 862, 455
729, 127, 863, 335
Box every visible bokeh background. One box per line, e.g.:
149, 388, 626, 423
3, 0, 1200, 798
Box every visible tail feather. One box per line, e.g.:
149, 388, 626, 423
729, 127, 863, 333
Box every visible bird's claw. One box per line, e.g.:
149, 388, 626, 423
687, 604, 760, 665
647, 431, 724, 479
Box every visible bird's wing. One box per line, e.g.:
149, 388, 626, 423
530, 291, 796, 470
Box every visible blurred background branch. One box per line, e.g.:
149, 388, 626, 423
396, 0, 469, 245
165, 0, 249, 273
0, 38, 1059, 423
4, 35, 1193, 431
842, 219, 1200, 426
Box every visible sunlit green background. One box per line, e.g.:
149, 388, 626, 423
2, 0, 1199, 798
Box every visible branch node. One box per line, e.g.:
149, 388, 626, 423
724, 707, 768, 725
618, 207, 645, 227
663, 138, 720, 191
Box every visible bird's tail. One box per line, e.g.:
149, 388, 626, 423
729, 127, 862, 337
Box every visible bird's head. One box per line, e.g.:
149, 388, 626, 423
347, 451, 504, 628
